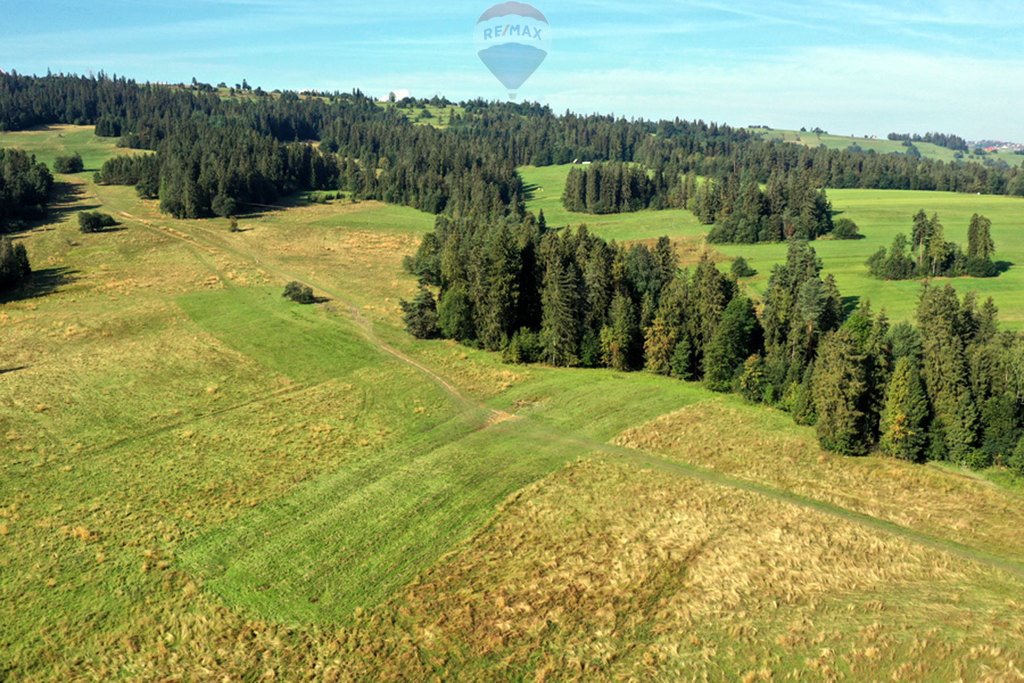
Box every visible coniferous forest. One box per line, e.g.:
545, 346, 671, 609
4, 71, 1024, 228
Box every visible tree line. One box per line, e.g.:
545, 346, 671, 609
867, 211, 998, 280
887, 132, 969, 152
4, 72, 1024, 229
561, 163, 662, 213
403, 220, 1024, 473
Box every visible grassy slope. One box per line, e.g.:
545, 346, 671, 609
522, 164, 1024, 329
749, 128, 1024, 165
2, 127, 1024, 679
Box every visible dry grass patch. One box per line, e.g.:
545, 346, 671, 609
385, 459, 1024, 680
616, 400, 1024, 562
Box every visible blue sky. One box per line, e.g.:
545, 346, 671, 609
2, 0, 1022, 140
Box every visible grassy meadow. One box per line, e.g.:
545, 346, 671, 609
2, 127, 1024, 679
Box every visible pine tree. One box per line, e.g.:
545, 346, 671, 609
879, 357, 930, 462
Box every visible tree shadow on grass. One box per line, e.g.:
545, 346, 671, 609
522, 182, 540, 202
841, 295, 861, 317
995, 261, 1014, 275
0, 267, 79, 304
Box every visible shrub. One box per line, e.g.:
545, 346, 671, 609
1010, 439, 1024, 477
282, 281, 315, 304
0, 236, 31, 291
211, 194, 238, 218
78, 211, 117, 233
965, 256, 998, 278
53, 153, 85, 174
503, 328, 542, 364
832, 218, 861, 240
730, 256, 757, 278
400, 285, 439, 339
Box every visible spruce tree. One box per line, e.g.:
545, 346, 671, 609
643, 316, 677, 375
812, 328, 872, 455
0, 236, 31, 291
738, 354, 767, 402
601, 291, 639, 371
703, 296, 762, 392
540, 256, 580, 367
879, 357, 930, 462
917, 284, 979, 462
476, 225, 521, 351
437, 284, 475, 342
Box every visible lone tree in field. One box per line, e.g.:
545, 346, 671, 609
879, 357, 930, 462
78, 211, 117, 233
282, 281, 315, 305
0, 236, 31, 291
966, 213, 997, 277
53, 152, 84, 174
400, 285, 440, 339
730, 256, 757, 278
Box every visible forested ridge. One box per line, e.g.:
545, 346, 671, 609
3, 71, 1023, 227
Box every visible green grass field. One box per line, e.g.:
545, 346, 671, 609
3, 127, 1024, 679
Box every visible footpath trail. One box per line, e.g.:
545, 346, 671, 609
118, 209, 1024, 583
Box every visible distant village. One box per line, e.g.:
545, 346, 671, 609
972, 140, 1024, 154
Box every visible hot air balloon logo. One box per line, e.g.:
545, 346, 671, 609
474, 2, 551, 99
